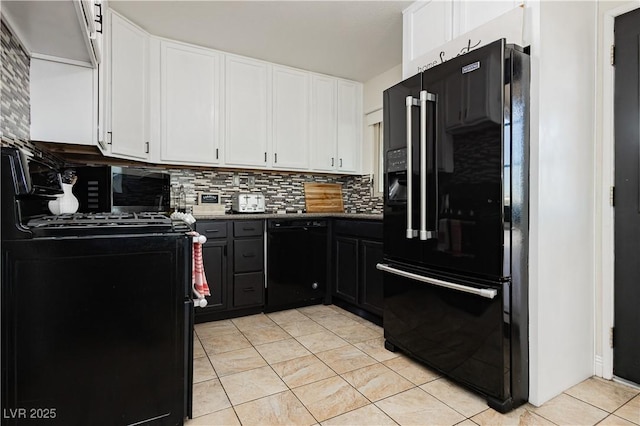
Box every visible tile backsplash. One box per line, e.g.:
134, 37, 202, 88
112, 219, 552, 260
170, 169, 383, 214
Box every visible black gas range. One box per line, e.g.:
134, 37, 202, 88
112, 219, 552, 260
1, 147, 193, 425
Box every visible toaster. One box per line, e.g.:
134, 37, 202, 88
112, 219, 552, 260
231, 192, 266, 213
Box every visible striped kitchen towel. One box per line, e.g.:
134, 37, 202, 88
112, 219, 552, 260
190, 232, 211, 297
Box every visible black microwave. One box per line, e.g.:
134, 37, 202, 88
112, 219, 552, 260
73, 166, 171, 213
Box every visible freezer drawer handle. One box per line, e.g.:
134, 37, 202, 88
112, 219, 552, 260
375, 263, 498, 299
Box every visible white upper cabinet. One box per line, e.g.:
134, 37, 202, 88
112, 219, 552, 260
452, 1, 520, 36
336, 80, 361, 173
272, 65, 310, 170
30, 59, 96, 145
309, 77, 362, 174
310, 75, 337, 172
402, 0, 522, 78
403, 0, 453, 77
107, 11, 150, 160
160, 41, 222, 165
224, 55, 270, 168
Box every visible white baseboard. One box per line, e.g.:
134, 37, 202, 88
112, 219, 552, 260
595, 355, 603, 378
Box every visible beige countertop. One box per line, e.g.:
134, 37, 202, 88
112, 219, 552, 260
192, 212, 383, 221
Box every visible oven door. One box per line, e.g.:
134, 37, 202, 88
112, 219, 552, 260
2, 234, 190, 425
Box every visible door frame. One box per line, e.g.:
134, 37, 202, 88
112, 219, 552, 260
599, 1, 640, 381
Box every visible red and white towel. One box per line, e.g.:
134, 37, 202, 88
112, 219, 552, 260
190, 232, 211, 298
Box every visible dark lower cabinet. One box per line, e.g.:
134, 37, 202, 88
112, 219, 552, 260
333, 220, 384, 318
334, 236, 358, 303
196, 221, 229, 316
360, 239, 384, 315
195, 217, 383, 323
195, 220, 264, 322
201, 240, 227, 311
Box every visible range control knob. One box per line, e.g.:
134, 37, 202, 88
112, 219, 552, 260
311, 282, 319, 290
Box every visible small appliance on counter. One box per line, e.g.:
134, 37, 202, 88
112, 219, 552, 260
231, 192, 265, 213
192, 192, 225, 216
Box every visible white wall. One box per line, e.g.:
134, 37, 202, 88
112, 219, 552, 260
363, 64, 402, 115
361, 64, 402, 175
526, 0, 597, 406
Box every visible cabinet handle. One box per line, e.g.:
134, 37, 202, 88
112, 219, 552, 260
145, 141, 149, 153
264, 152, 267, 162
243, 287, 255, 292
205, 229, 220, 233
242, 227, 255, 231
94, 3, 103, 33
242, 252, 256, 258
340, 158, 343, 168
216, 148, 219, 160
107, 131, 112, 145
274, 153, 277, 163
331, 157, 334, 167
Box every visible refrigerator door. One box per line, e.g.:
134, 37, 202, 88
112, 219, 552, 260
384, 39, 507, 280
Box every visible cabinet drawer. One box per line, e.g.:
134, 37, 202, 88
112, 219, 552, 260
196, 221, 228, 239
233, 272, 264, 307
234, 238, 264, 272
334, 220, 382, 239
234, 220, 263, 237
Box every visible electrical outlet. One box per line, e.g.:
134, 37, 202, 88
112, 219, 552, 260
248, 176, 255, 187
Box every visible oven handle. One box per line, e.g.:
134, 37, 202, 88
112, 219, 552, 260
375, 263, 498, 299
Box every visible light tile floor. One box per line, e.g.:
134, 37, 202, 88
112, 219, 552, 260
187, 304, 640, 426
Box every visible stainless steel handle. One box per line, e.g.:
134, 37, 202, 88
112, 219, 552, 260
405, 95, 414, 239
376, 263, 498, 299
419, 90, 428, 241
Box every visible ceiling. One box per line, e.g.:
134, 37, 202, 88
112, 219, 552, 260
109, 0, 411, 82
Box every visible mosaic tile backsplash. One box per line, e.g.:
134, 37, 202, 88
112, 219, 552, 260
170, 169, 383, 214
1, 19, 31, 146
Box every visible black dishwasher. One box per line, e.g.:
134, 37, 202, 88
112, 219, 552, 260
266, 219, 329, 312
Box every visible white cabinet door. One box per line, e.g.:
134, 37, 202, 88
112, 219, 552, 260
310, 75, 337, 172
453, 1, 520, 37
161, 41, 221, 165
30, 59, 96, 145
403, 0, 453, 77
336, 80, 361, 173
272, 66, 309, 170
108, 12, 149, 160
224, 55, 269, 168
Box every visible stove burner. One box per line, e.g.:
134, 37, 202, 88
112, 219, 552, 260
26, 212, 186, 237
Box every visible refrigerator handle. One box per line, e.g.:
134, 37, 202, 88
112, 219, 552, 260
406, 95, 414, 239
419, 90, 438, 240
376, 263, 498, 299
420, 90, 428, 240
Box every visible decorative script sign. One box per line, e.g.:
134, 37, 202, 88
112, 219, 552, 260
403, 5, 525, 79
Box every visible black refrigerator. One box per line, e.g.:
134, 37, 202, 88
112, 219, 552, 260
379, 39, 529, 413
